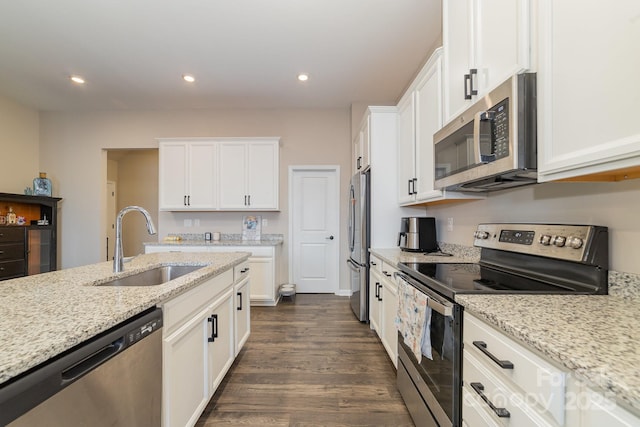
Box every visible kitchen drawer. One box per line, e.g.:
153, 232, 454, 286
462, 385, 500, 427
0, 243, 25, 261
0, 227, 25, 244
233, 261, 250, 283
0, 259, 26, 279
464, 314, 566, 425
369, 254, 383, 273
380, 261, 397, 282
162, 269, 233, 335
463, 349, 557, 427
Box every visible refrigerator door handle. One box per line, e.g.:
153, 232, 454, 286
348, 185, 356, 253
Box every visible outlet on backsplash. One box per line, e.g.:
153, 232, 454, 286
262, 218, 268, 228
447, 217, 454, 232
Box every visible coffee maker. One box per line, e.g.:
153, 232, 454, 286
398, 217, 438, 252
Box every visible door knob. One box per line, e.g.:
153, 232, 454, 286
326, 235, 334, 240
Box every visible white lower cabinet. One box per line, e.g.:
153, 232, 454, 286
463, 313, 640, 427
463, 313, 566, 427
368, 254, 398, 367
161, 268, 246, 427
369, 267, 382, 335
233, 262, 251, 355
380, 274, 398, 367
163, 305, 210, 427
207, 288, 235, 395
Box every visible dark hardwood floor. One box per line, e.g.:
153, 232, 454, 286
196, 294, 414, 426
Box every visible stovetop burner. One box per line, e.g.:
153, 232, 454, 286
398, 223, 609, 300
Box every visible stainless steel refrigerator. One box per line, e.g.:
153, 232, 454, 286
347, 170, 370, 322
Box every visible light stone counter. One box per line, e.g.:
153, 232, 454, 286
369, 243, 480, 266
145, 233, 284, 248
0, 251, 249, 385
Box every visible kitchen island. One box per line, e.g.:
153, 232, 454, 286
0, 251, 249, 385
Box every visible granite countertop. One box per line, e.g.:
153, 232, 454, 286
0, 251, 250, 385
145, 233, 284, 247
370, 243, 480, 266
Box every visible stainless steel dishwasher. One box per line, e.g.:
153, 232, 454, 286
0, 307, 162, 427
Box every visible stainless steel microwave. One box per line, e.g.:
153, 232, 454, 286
433, 73, 537, 192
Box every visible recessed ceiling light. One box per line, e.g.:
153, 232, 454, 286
297, 73, 309, 82
183, 74, 195, 83
70, 75, 85, 84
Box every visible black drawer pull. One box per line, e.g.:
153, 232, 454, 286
237, 292, 243, 311
473, 341, 514, 369
470, 382, 510, 418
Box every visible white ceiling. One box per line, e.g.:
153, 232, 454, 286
0, 0, 441, 111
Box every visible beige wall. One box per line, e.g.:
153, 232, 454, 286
427, 179, 640, 274
0, 96, 39, 194
116, 150, 159, 256
39, 108, 352, 290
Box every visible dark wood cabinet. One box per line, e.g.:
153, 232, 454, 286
0, 193, 61, 281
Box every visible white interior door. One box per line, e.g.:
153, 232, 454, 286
290, 167, 340, 293
106, 181, 116, 261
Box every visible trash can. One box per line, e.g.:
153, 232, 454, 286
279, 283, 296, 302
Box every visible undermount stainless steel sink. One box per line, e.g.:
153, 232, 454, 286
98, 265, 204, 287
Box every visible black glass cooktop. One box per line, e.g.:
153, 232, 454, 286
398, 262, 591, 300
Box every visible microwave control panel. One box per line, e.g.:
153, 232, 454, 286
479, 98, 510, 162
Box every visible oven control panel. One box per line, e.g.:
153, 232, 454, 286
473, 223, 607, 263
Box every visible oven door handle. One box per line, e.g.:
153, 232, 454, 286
394, 272, 453, 317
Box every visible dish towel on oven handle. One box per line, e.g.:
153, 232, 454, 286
396, 279, 432, 363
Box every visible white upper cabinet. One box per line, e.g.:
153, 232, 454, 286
352, 115, 370, 173
397, 91, 416, 205
159, 140, 217, 211
397, 49, 481, 206
219, 140, 279, 210
443, 0, 532, 123
536, 0, 640, 182
159, 138, 279, 211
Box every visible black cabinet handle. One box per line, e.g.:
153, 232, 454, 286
187, 195, 190, 206
378, 284, 383, 302
464, 73, 471, 99
247, 195, 251, 206
244, 195, 247, 206
470, 382, 510, 418
240, 267, 250, 273
407, 179, 412, 196
237, 292, 243, 311
208, 314, 218, 342
473, 341, 514, 369
183, 195, 187, 206
412, 178, 417, 195
370, 261, 377, 266
382, 270, 392, 277
357, 156, 362, 170
470, 68, 478, 96
375, 282, 380, 299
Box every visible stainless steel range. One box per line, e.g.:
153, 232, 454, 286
394, 223, 608, 427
